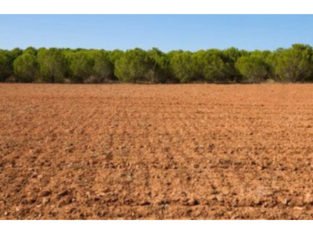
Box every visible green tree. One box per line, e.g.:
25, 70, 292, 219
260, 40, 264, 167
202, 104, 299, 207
146, 48, 170, 83
223, 48, 247, 82
37, 48, 67, 83
0, 50, 12, 81
193, 49, 234, 83
235, 55, 270, 83
13, 52, 38, 82
68, 51, 94, 83
273, 44, 313, 82
92, 51, 114, 82
168, 51, 197, 83
3, 45, 313, 84
109, 49, 124, 64
114, 48, 154, 82
24, 47, 37, 56
9, 48, 23, 61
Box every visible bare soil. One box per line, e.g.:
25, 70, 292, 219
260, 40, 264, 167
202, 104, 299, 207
1, 84, 313, 219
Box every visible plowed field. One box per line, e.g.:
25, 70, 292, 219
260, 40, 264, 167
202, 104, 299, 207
1, 84, 313, 219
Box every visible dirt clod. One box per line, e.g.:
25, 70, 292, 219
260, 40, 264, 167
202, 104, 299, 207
1, 84, 313, 219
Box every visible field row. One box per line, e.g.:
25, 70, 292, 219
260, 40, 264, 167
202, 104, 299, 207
1, 84, 313, 219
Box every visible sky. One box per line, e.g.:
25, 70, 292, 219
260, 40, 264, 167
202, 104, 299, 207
1, 15, 313, 51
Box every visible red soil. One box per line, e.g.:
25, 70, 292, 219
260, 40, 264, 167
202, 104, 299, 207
1, 84, 313, 219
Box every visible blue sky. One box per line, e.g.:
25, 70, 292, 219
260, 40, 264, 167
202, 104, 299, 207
1, 15, 313, 51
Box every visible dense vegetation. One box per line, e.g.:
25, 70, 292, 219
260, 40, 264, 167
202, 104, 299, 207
2, 44, 313, 83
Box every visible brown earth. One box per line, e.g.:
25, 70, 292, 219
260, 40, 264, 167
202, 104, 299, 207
1, 84, 313, 219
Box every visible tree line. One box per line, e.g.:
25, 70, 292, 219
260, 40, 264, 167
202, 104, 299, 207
1, 44, 313, 84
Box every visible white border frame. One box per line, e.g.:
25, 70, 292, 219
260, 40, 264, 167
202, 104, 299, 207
1, 0, 313, 233
0, 0, 313, 14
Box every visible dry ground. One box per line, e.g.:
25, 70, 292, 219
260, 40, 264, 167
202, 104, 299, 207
1, 84, 313, 219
